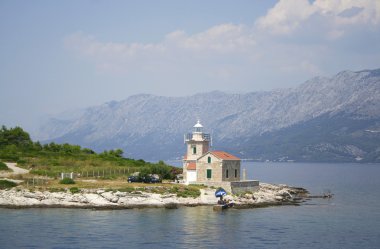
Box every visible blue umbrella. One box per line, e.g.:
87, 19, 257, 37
215, 188, 227, 197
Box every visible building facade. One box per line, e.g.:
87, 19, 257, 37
183, 121, 241, 185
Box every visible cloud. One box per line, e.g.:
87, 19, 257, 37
165, 24, 255, 53
255, 0, 316, 35
64, 24, 257, 77
65, 32, 165, 60
256, 0, 380, 38
63, 0, 380, 94
66, 24, 255, 61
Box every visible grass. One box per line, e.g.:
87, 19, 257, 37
29, 179, 203, 198
0, 126, 182, 181
0, 161, 9, 171
69, 187, 80, 194
59, 178, 75, 184
0, 180, 17, 189
169, 185, 201, 198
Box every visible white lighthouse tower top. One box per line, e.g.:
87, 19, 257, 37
193, 120, 203, 133
184, 120, 211, 143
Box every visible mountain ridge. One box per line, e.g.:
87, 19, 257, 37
35, 69, 380, 162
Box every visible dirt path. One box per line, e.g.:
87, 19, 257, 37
0, 162, 29, 177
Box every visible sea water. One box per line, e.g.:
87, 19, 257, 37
1, 162, 380, 249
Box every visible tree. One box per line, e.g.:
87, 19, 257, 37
0, 126, 32, 148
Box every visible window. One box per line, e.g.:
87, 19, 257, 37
207, 156, 211, 163
192, 146, 196, 154
226, 169, 229, 178
207, 169, 212, 179
235, 169, 238, 178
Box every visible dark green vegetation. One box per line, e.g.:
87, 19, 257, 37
223, 113, 380, 163
0, 180, 17, 189
59, 178, 75, 184
0, 126, 181, 179
105, 185, 201, 198
0, 161, 9, 170
69, 187, 80, 194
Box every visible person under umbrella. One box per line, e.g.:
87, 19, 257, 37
215, 188, 227, 205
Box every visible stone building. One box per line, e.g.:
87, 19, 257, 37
183, 121, 241, 185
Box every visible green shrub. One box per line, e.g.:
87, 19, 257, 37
69, 187, 80, 194
0, 162, 9, 171
59, 178, 75, 184
117, 186, 135, 193
16, 159, 27, 164
30, 169, 56, 177
48, 187, 65, 193
0, 180, 17, 189
176, 188, 201, 198
170, 186, 200, 198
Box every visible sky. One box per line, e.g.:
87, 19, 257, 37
1, 0, 379, 132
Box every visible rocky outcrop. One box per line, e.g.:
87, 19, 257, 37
0, 183, 309, 209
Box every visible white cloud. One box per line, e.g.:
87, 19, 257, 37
65, 32, 165, 60
165, 24, 255, 53
256, 0, 380, 37
255, 0, 316, 35
64, 24, 257, 77
63, 0, 380, 95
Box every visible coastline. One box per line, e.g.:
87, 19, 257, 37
0, 183, 309, 210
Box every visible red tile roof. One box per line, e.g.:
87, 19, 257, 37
211, 151, 240, 160
187, 162, 196, 170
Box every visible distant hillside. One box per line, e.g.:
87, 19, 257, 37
36, 69, 380, 162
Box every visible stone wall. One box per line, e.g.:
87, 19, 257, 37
230, 181, 259, 195
186, 140, 209, 161
222, 160, 241, 182
195, 181, 233, 193
196, 161, 223, 182
194, 180, 260, 195
197, 154, 223, 182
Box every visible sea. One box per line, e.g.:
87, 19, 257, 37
1, 162, 380, 249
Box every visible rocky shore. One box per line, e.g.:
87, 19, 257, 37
0, 183, 309, 209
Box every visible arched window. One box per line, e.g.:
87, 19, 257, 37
226, 169, 229, 178
207, 156, 211, 163
235, 169, 238, 178
192, 146, 196, 154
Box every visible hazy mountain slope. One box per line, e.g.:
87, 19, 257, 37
220, 113, 380, 162
36, 69, 380, 162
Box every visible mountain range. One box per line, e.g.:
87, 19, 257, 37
35, 69, 380, 162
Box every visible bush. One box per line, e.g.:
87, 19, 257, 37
170, 186, 201, 198
0, 162, 9, 171
0, 180, 17, 189
59, 178, 75, 184
48, 187, 65, 193
69, 187, 80, 194
117, 186, 135, 193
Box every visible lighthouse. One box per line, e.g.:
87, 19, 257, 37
184, 120, 211, 160
183, 120, 211, 184
182, 120, 259, 193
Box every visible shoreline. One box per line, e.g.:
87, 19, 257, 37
0, 183, 310, 210
0, 202, 301, 210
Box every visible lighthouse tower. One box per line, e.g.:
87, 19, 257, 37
183, 120, 211, 184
